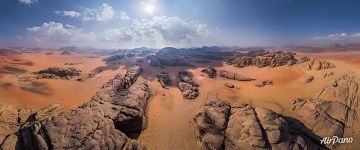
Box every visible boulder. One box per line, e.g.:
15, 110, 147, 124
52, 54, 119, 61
201, 66, 217, 78
256, 80, 273, 87
178, 82, 199, 99
304, 75, 314, 83
156, 72, 171, 88
224, 83, 235, 88
219, 71, 255, 81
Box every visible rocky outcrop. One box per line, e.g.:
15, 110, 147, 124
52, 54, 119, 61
0, 105, 31, 149
32, 67, 85, 81
291, 74, 359, 148
297, 56, 311, 64
201, 66, 217, 78
219, 71, 255, 81
256, 80, 273, 87
195, 98, 322, 150
103, 54, 125, 63
304, 75, 314, 83
178, 71, 199, 99
194, 99, 231, 150
156, 72, 171, 88
304, 59, 336, 70
17, 65, 149, 149
150, 47, 233, 68
230, 50, 298, 68
224, 83, 235, 88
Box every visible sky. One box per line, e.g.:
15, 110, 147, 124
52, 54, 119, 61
1, 0, 360, 49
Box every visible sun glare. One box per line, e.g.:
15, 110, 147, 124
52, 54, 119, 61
144, 4, 155, 14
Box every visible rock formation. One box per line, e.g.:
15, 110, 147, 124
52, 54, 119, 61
194, 98, 322, 150
304, 75, 314, 83
304, 59, 336, 70
103, 54, 125, 63
0, 105, 31, 149
219, 71, 255, 81
256, 80, 273, 87
16, 65, 149, 149
291, 74, 359, 149
230, 50, 299, 68
178, 71, 199, 99
32, 67, 84, 81
156, 72, 171, 88
201, 66, 217, 78
224, 83, 235, 88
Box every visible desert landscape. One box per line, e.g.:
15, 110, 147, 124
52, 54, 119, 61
0, 46, 359, 149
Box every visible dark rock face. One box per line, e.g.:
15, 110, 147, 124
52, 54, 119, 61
178, 71, 199, 99
304, 59, 336, 70
33, 67, 84, 81
18, 65, 149, 150
103, 54, 125, 63
297, 56, 311, 64
201, 66, 217, 78
150, 47, 233, 68
178, 71, 198, 86
195, 98, 322, 150
156, 72, 171, 88
60, 51, 72, 55
219, 71, 255, 81
230, 50, 298, 68
256, 80, 273, 87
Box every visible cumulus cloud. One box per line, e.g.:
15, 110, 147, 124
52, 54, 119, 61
18, 0, 37, 5
314, 32, 348, 40
25, 22, 96, 47
55, 11, 80, 18
96, 3, 115, 21
103, 16, 212, 47
22, 16, 217, 48
120, 11, 130, 20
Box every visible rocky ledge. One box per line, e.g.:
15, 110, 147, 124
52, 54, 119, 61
219, 71, 255, 81
156, 72, 171, 88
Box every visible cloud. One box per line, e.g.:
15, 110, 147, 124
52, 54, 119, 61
96, 3, 115, 21
25, 22, 96, 47
120, 11, 130, 20
55, 11, 80, 18
22, 16, 217, 48
18, 0, 37, 5
103, 16, 212, 47
314, 32, 348, 40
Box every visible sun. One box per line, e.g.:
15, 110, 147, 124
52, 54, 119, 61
144, 4, 155, 14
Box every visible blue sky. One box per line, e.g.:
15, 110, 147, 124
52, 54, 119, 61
1, 0, 360, 48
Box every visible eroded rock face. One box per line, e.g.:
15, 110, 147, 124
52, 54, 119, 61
0, 105, 31, 149
224, 83, 234, 88
201, 66, 217, 78
219, 71, 255, 81
18, 65, 149, 150
178, 71, 199, 99
195, 99, 322, 150
194, 98, 231, 150
32, 67, 84, 81
304, 59, 336, 70
291, 74, 359, 148
230, 50, 298, 68
156, 72, 171, 88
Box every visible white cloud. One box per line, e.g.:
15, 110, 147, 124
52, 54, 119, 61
352, 33, 360, 37
25, 22, 96, 47
22, 16, 217, 48
18, 0, 37, 5
16, 35, 23, 40
120, 11, 130, 20
55, 11, 80, 18
314, 33, 348, 40
96, 3, 115, 21
103, 16, 212, 47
